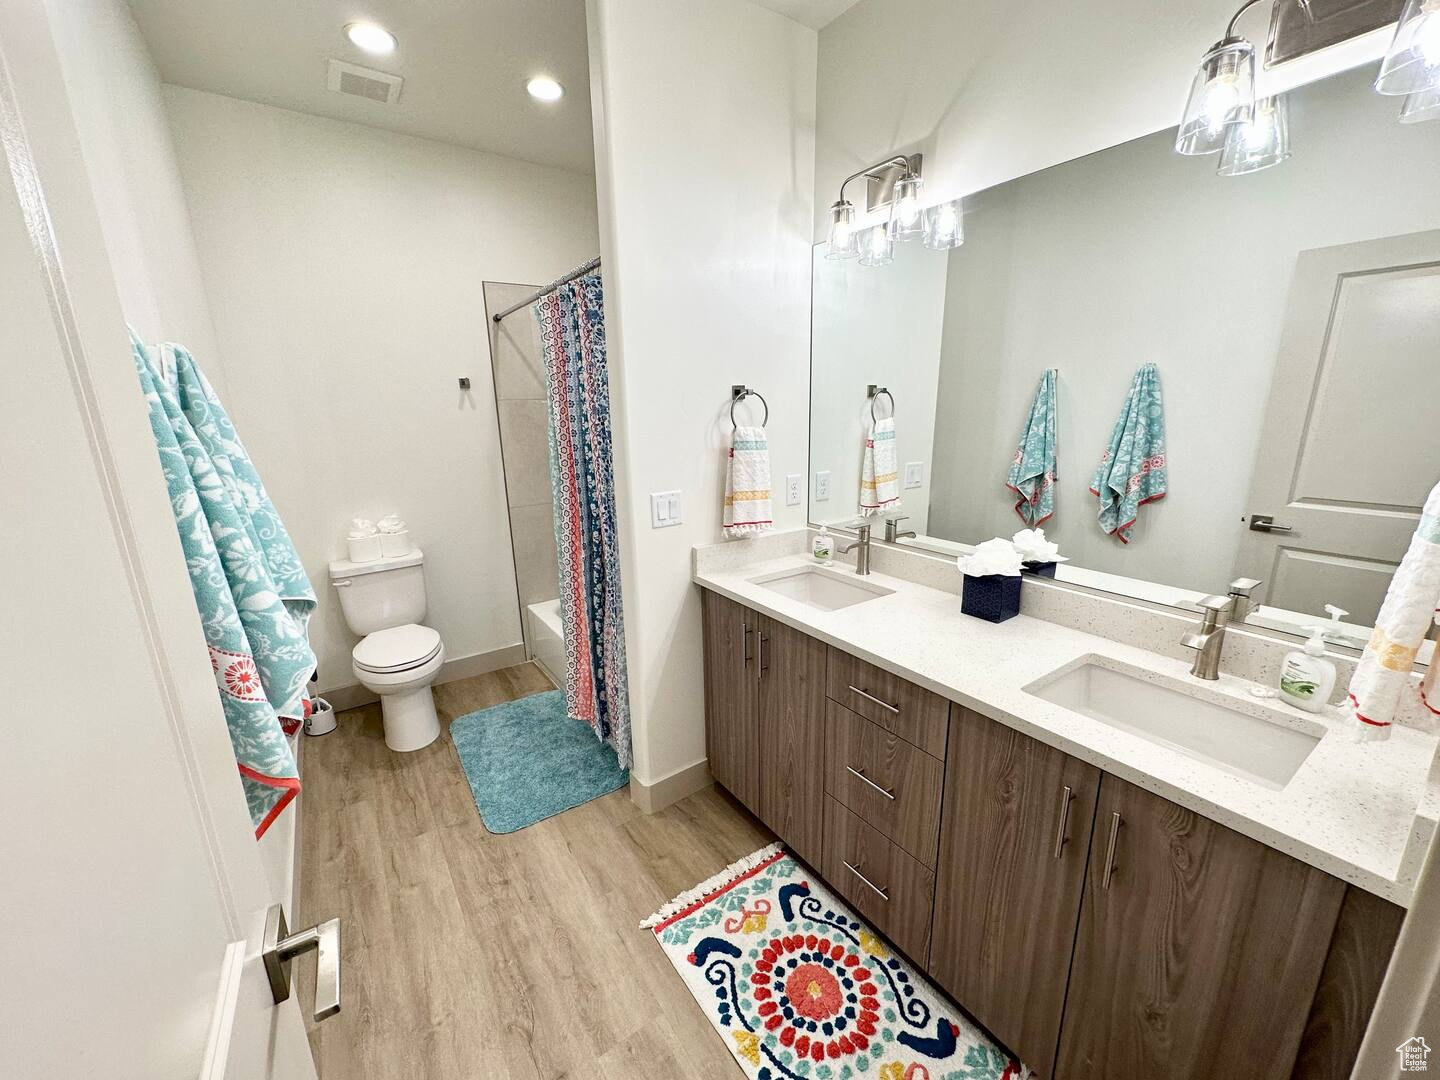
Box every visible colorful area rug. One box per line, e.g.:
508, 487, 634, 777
643, 844, 1025, 1080
450, 689, 627, 833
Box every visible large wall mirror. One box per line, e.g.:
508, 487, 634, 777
809, 63, 1440, 651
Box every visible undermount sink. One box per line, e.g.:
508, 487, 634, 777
749, 566, 894, 611
1026, 658, 1323, 791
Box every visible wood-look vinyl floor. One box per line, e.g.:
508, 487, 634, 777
296, 663, 772, 1079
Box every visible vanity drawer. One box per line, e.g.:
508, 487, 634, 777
822, 796, 935, 964
824, 700, 943, 868
825, 648, 948, 758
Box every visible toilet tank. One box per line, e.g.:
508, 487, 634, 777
329, 549, 427, 635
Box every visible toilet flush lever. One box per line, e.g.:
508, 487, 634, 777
262, 904, 342, 1022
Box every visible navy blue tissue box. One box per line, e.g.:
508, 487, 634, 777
1022, 560, 1058, 578
962, 573, 1022, 623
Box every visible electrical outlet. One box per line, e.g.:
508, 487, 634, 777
814, 470, 831, 502
785, 474, 802, 507
904, 462, 924, 489
650, 490, 682, 528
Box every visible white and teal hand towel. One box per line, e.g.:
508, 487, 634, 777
1006, 368, 1057, 526
132, 331, 316, 837
723, 425, 773, 537
1089, 363, 1167, 544
860, 416, 901, 516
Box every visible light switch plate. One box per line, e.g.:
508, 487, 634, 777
904, 462, 924, 489
784, 474, 802, 507
650, 490, 682, 528
814, 470, 831, 502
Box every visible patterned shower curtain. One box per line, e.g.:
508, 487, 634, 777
535, 270, 633, 769
132, 332, 316, 837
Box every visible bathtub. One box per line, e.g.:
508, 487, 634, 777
527, 598, 565, 688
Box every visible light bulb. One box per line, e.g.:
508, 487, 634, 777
345, 22, 397, 55
923, 199, 964, 250
1203, 75, 1241, 131
888, 174, 925, 240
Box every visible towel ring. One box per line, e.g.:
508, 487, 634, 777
869, 385, 894, 422
730, 385, 769, 429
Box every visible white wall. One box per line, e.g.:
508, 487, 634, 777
810, 238, 947, 530
586, 0, 817, 786
163, 87, 600, 694
816, 0, 1278, 241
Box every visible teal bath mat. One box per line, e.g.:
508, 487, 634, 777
451, 690, 628, 833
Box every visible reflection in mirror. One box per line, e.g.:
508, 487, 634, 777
809, 64, 1440, 652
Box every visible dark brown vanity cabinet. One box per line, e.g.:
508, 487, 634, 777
700, 590, 825, 865
928, 707, 1102, 1078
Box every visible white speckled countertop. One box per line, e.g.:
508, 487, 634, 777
694, 546, 1439, 907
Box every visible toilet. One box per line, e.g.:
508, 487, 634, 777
329, 548, 445, 752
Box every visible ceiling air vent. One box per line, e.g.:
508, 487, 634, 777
326, 59, 403, 105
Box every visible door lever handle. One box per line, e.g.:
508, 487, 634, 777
262, 904, 341, 1021
1248, 515, 1292, 533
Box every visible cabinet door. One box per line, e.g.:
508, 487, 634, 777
1055, 775, 1346, 1080
756, 613, 827, 866
927, 708, 1100, 1078
701, 590, 759, 812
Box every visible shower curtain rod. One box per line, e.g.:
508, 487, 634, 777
491, 255, 602, 322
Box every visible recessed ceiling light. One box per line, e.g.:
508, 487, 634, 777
526, 76, 564, 102
345, 22, 397, 55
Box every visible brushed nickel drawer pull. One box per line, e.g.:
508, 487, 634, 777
846, 765, 896, 801
1052, 784, 1074, 859
847, 685, 900, 714
1101, 811, 1122, 890
842, 860, 889, 901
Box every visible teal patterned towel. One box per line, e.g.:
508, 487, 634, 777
1006, 368, 1057, 526
132, 332, 316, 837
1089, 363, 1168, 544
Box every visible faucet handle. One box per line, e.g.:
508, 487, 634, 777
1197, 594, 1233, 612
1228, 577, 1262, 597
855, 523, 871, 540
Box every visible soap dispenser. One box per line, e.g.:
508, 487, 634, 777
1279, 624, 1338, 713
813, 525, 833, 564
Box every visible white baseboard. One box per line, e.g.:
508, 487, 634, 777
320, 643, 529, 712
630, 758, 713, 813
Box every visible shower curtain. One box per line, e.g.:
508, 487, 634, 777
131, 332, 316, 837
536, 269, 633, 769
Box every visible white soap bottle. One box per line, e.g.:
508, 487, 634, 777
1278, 627, 1337, 713
812, 526, 833, 564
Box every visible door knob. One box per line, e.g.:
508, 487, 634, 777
1248, 514, 1293, 533
262, 904, 341, 1021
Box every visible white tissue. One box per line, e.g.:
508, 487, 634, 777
1012, 528, 1060, 564
376, 514, 406, 534
348, 517, 377, 539
957, 537, 1024, 578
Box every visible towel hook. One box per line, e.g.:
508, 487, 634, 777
730, 385, 769, 429
868, 384, 894, 423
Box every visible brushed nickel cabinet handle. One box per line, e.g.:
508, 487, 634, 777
846, 765, 896, 801
847, 685, 900, 714
741, 623, 752, 668
842, 860, 889, 901
1052, 784, 1074, 859
1101, 811, 1122, 891
262, 904, 341, 1022
758, 634, 769, 680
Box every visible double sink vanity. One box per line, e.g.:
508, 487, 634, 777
694, 532, 1438, 1080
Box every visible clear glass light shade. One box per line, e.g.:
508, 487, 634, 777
826, 201, 860, 259
922, 199, 964, 250
858, 224, 894, 267
1175, 39, 1256, 155
1401, 84, 1440, 122
1217, 95, 1291, 176
887, 174, 925, 240
1376, 0, 1440, 96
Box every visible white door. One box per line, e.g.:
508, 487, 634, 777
0, 12, 321, 1080
1236, 229, 1440, 627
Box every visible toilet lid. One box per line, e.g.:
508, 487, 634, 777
353, 624, 442, 673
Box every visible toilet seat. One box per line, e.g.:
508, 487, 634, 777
353, 623, 442, 674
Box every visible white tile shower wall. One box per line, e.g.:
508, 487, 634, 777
164, 86, 600, 694
586, 0, 817, 789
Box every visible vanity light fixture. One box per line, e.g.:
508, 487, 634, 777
345, 22, 397, 55
526, 76, 565, 102
922, 198, 964, 250
1400, 84, 1440, 121
887, 174, 925, 240
1217, 94, 1291, 175
1175, 0, 1263, 155
826, 154, 919, 260
1376, 0, 1440, 96
858, 224, 894, 267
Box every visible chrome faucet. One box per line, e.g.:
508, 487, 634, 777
1181, 594, 1235, 680
837, 524, 872, 576
884, 516, 916, 543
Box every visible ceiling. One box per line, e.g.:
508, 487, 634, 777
752, 0, 864, 30
127, 0, 597, 173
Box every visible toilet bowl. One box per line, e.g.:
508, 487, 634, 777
329, 548, 445, 752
